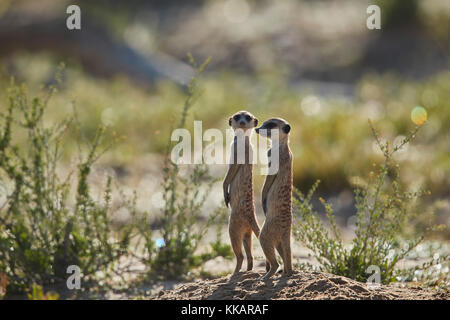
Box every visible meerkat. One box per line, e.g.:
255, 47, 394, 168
255, 118, 293, 279
223, 110, 261, 274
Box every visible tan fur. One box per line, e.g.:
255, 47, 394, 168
223, 111, 260, 274
256, 118, 293, 279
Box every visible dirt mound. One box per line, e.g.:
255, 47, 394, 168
155, 271, 448, 300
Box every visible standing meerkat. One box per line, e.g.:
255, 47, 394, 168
255, 118, 293, 279
223, 110, 261, 274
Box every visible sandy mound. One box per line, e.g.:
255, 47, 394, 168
154, 271, 448, 300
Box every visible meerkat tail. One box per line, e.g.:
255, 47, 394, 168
251, 219, 260, 238
243, 233, 254, 271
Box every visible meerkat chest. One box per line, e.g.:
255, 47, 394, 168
230, 164, 253, 193
229, 139, 254, 188
229, 139, 254, 164
267, 162, 292, 215
267, 173, 290, 200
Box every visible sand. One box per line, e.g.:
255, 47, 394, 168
154, 270, 449, 300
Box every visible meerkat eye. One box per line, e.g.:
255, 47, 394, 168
265, 122, 277, 129
233, 115, 240, 121
245, 115, 251, 122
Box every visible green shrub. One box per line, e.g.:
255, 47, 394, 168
197, 205, 233, 266
395, 242, 449, 290
293, 120, 444, 284
0, 79, 130, 294
27, 283, 59, 300
134, 56, 232, 280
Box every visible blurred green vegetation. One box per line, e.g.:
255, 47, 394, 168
376, 0, 420, 29
294, 123, 447, 286
0, 66, 232, 295
27, 283, 59, 300
0, 78, 132, 294
0, 0, 448, 297
1, 54, 448, 198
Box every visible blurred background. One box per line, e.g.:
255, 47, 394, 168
0, 0, 449, 236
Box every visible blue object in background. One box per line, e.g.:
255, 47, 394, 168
155, 238, 165, 248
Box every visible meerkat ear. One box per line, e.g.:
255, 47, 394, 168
229, 117, 232, 126
283, 124, 291, 134
254, 118, 258, 126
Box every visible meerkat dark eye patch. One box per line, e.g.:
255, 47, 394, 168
233, 115, 240, 121
264, 122, 277, 130
245, 115, 251, 122
282, 124, 291, 134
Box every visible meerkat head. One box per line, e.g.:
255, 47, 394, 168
255, 118, 291, 140
228, 110, 258, 132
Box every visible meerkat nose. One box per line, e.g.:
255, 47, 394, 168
239, 121, 246, 126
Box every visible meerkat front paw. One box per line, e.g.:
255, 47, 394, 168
223, 189, 230, 207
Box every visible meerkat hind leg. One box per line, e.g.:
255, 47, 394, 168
243, 232, 254, 271
280, 236, 293, 276
230, 229, 244, 275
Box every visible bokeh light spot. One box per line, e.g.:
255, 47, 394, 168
101, 107, 117, 126
411, 106, 427, 126
301, 95, 321, 116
